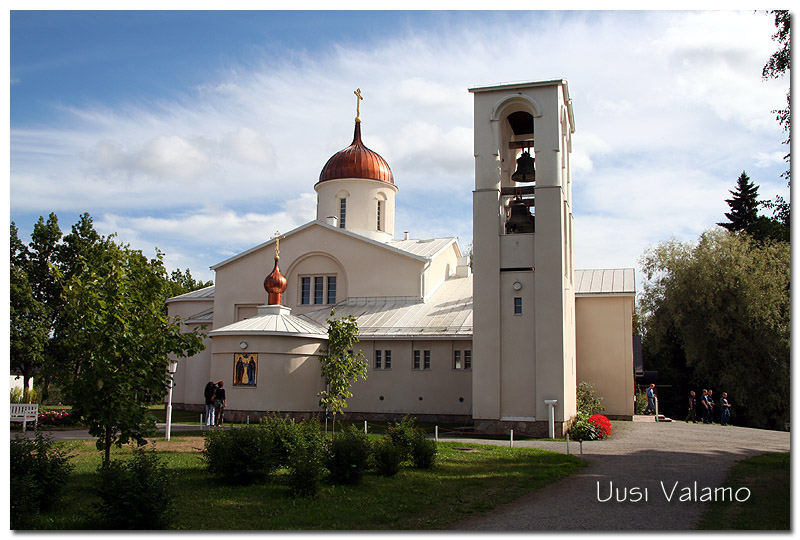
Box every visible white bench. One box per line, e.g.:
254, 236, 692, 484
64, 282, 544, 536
10, 403, 38, 432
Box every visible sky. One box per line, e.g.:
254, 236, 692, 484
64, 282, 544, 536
9, 10, 790, 284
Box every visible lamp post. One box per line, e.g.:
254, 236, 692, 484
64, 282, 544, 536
166, 360, 178, 441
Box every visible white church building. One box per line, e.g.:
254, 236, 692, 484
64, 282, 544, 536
167, 79, 635, 436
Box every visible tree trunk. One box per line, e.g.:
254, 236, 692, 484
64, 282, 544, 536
104, 427, 112, 466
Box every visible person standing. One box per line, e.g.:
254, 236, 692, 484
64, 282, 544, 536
720, 392, 731, 426
214, 381, 226, 427
203, 380, 216, 426
643, 384, 657, 415
685, 390, 698, 423
707, 389, 716, 424
700, 389, 711, 423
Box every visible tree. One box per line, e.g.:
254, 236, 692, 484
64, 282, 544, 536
10, 232, 49, 400
762, 10, 790, 181
317, 311, 367, 433
166, 267, 213, 298
639, 229, 789, 429
718, 171, 760, 233
54, 241, 205, 465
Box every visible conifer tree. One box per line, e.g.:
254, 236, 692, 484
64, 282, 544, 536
718, 171, 760, 233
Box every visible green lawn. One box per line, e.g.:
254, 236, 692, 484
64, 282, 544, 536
697, 452, 789, 530
24, 436, 584, 530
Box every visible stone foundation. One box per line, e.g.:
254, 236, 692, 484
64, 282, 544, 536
473, 419, 567, 438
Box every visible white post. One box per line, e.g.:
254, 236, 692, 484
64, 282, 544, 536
566, 433, 570, 454
247, 415, 250, 425
544, 399, 558, 439
655, 397, 659, 421
200, 413, 203, 428
165, 361, 177, 441
510, 429, 514, 448
435, 425, 439, 442
364, 420, 368, 434
580, 440, 583, 456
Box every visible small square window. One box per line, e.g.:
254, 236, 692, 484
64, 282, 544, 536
301, 277, 311, 305
375, 350, 382, 369
413, 350, 420, 370
327, 276, 337, 304
423, 350, 431, 370
514, 297, 523, 315
453, 350, 462, 370
384, 350, 392, 369
464, 350, 472, 370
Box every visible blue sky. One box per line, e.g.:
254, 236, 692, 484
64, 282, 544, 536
10, 10, 790, 283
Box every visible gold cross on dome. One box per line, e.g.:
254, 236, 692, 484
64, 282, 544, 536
273, 230, 283, 258
354, 88, 363, 122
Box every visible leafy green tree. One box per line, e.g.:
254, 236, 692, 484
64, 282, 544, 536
54, 241, 205, 465
639, 229, 789, 429
10, 254, 49, 401
166, 267, 213, 298
317, 311, 367, 433
762, 10, 790, 181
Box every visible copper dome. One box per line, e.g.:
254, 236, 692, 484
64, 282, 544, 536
264, 258, 288, 305
318, 122, 394, 185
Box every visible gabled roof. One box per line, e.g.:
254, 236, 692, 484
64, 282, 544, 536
166, 285, 216, 304
209, 220, 453, 271
385, 237, 459, 259
574, 269, 635, 296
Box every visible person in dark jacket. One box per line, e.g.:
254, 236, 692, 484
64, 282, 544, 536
214, 381, 226, 427
203, 381, 216, 426
685, 390, 698, 423
720, 392, 731, 426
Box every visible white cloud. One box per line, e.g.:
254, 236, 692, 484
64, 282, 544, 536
10, 11, 790, 282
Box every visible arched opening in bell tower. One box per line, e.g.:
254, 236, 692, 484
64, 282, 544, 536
501, 110, 536, 235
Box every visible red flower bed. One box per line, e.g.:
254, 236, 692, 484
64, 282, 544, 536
588, 414, 612, 439
37, 410, 74, 427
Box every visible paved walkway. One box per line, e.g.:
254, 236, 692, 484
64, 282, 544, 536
10, 423, 211, 441
449, 420, 790, 531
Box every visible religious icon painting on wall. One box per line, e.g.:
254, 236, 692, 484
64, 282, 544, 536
233, 353, 258, 386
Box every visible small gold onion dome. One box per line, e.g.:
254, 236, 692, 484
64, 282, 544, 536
264, 254, 288, 305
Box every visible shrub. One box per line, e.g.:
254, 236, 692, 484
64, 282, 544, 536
94, 448, 173, 529
326, 425, 371, 484
372, 437, 402, 476
567, 416, 597, 441
259, 414, 303, 468
634, 388, 649, 414
286, 420, 326, 497
588, 414, 612, 439
409, 430, 437, 469
576, 381, 605, 416
387, 416, 418, 460
10, 386, 39, 404
10, 432, 73, 528
203, 426, 275, 485
37, 409, 76, 427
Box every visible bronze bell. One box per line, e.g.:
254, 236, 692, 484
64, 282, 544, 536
512, 150, 535, 183
505, 198, 535, 234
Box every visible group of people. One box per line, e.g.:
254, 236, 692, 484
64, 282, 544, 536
203, 380, 226, 427
686, 389, 732, 425
641, 384, 732, 426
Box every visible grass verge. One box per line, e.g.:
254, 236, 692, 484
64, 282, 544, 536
23, 436, 583, 530
697, 452, 789, 530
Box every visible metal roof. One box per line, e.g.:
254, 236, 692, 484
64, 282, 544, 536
210, 306, 328, 339
301, 275, 473, 339
166, 285, 216, 304
574, 269, 635, 295
184, 308, 214, 324
385, 237, 458, 259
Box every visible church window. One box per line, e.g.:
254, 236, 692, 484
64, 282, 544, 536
301, 277, 311, 305
453, 350, 472, 370
339, 198, 347, 228
314, 277, 324, 304
514, 297, 523, 315
375, 350, 391, 370
326, 276, 337, 304
413, 350, 431, 370
377, 200, 382, 231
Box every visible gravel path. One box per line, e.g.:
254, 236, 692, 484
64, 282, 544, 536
449, 420, 790, 531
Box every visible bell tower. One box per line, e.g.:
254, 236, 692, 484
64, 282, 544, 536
469, 79, 576, 436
